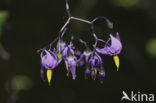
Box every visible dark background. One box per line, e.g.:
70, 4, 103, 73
0, 0, 156, 103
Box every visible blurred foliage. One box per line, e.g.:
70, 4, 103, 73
72, 0, 97, 31
110, 0, 150, 9
146, 38, 156, 57
0, 11, 9, 28
0, 43, 10, 60
5, 75, 33, 92
0, 11, 10, 60
81, 0, 97, 10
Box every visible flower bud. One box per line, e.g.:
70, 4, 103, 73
40, 68, 46, 82
98, 69, 105, 84
91, 68, 96, 80
84, 67, 90, 79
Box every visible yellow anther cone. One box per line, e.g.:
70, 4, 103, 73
47, 69, 52, 85
65, 65, 68, 71
94, 68, 97, 75
57, 54, 62, 59
113, 55, 120, 71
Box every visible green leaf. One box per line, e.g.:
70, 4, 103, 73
0, 11, 9, 26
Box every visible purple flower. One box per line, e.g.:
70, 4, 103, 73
84, 65, 90, 79
56, 40, 66, 52
84, 52, 103, 80
96, 33, 122, 70
65, 55, 77, 80
90, 67, 97, 80
96, 32, 122, 55
56, 39, 66, 59
98, 67, 105, 83
40, 49, 60, 85
62, 43, 74, 59
75, 50, 85, 67
62, 43, 77, 80
40, 50, 59, 69
88, 52, 103, 67
83, 49, 93, 62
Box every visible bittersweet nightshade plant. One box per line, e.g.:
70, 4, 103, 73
37, 0, 122, 85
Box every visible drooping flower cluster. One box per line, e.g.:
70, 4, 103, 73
37, 0, 122, 85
